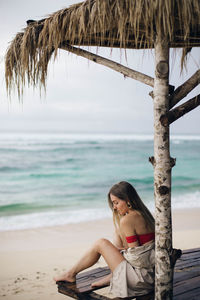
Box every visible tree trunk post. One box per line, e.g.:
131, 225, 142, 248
154, 38, 173, 300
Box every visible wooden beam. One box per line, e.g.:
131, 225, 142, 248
160, 94, 200, 126
60, 43, 155, 87
169, 70, 200, 109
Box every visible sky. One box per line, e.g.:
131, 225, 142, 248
0, 0, 200, 135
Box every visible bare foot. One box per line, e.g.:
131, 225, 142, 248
91, 274, 111, 288
53, 271, 76, 283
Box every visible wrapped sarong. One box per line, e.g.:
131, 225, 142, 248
109, 242, 155, 298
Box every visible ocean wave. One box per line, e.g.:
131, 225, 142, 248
0, 166, 22, 172
173, 175, 195, 181
1, 132, 200, 143
1, 189, 199, 231
172, 176, 200, 191
141, 190, 200, 212
0, 207, 112, 231
29, 172, 68, 179
128, 177, 154, 185
171, 135, 200, 141
172, 191, 200, 209
0, 132, 154, 143
0, 202, 53, 216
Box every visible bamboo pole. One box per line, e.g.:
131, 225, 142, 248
154, 38, 173, 300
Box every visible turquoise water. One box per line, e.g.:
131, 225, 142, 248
0, 132, 200, 231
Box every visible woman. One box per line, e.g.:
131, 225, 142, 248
54, 181, 155, 298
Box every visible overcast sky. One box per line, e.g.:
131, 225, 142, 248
0, 0, 200, 135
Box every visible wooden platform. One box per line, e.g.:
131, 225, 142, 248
173, 247, 200, 299
57, 247, 200, 299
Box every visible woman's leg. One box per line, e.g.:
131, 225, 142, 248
91, 235, 124, 288
54, 238, 124, 282
91, 273, 112, 288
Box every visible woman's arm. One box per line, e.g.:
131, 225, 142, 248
113, 228, 125, 249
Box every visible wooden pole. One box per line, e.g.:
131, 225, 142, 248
154, 38, 173, 300
60, 43, 154, 87
161, 94, 200, 126
169, 70, 200, 109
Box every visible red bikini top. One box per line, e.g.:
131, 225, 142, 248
126, 232, 155, 245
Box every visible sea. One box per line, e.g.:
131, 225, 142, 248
0, 132, 200, 231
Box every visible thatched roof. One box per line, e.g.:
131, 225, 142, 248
5, 0, 200, 96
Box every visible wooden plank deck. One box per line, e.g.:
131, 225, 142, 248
57, 247, 200, 299
173, 247, 200, 300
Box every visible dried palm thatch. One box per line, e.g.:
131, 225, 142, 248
5, 0, 200, 97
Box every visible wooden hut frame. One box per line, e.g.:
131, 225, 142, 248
5, 1, 200, 299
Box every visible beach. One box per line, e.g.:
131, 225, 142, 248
0, 208, 200, 300
0, 134, 199, 299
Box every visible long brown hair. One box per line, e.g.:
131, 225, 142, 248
108, 181, 155, 232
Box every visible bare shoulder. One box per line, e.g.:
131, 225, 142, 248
120, 212, 137, 236
120, 210, 150, 237
120, 210, 144, 227
120, 210, 139, 227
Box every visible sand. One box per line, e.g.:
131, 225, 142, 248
0, 208, 200, 300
